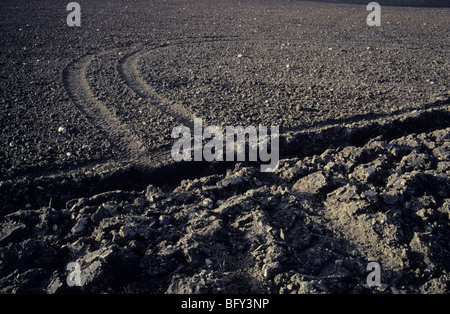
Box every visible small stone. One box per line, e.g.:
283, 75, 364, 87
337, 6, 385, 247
58, 126, 67, 134
280, 229, 285, 240
202, 198, 214, 209
263, 261, 281, 278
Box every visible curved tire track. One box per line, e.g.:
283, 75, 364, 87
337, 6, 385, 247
119, 47, 193, 127
63, 54, 155, 167
57, 39, 449, 183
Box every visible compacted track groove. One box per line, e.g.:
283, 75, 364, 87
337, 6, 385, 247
63, 53, 168, 168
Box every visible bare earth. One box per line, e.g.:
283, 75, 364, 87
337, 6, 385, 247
0, 0, 449, 293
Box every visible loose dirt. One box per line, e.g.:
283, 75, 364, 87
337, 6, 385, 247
0, 0, 449, 293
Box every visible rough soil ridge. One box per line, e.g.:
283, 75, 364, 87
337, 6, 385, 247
1, 121, 448, 293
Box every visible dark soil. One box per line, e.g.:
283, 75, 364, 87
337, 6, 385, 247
0, 0, 449, 294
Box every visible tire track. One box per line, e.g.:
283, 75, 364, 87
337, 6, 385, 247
56, 38, 450, 184
117, 36, 246, 129
63, 53, 158, 167
118, 47, 193, 127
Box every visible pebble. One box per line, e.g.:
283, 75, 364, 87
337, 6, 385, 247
58, 127, 67, 134
202, 198, 214, 209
